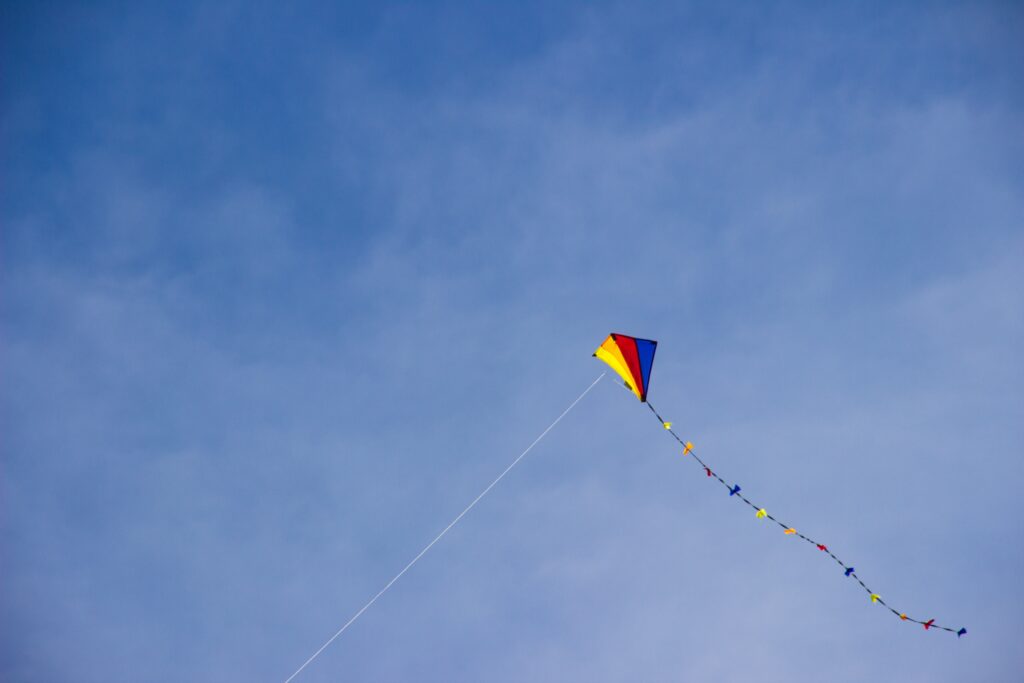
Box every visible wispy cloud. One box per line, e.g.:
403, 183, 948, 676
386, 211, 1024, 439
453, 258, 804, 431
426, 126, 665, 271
3, 2, 1022, 681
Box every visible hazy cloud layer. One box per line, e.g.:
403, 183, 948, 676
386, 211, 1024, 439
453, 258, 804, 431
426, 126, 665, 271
3, 2, 1022, 681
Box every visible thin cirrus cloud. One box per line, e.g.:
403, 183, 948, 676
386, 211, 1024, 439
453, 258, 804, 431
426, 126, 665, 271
2, 2, 1022, 682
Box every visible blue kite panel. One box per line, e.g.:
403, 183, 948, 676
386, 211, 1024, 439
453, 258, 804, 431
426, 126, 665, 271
635, 338, 657, 399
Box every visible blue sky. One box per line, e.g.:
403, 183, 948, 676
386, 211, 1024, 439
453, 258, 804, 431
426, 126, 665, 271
2, 2, 1022, 681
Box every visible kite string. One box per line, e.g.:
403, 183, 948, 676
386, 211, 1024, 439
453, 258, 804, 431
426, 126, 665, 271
283, 372, 607, 683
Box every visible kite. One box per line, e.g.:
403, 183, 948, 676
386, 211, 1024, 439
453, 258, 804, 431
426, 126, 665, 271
284, 334, 966, 682
593, 333, 657, 401
594, 332, 966, 638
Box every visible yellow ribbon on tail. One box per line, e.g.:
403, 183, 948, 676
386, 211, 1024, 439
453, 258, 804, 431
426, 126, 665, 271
756, 509, 768, 519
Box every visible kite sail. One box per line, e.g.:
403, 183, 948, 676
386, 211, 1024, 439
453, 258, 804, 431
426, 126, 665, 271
596, 332, 966, 638
593, 333, 657, 402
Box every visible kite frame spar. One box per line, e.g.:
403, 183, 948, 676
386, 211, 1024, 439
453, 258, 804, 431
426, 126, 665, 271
282, 372, 606, 683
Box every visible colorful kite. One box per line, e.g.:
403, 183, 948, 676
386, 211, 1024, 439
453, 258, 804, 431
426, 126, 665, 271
593, 333, 657, 401
594, 332, 966, 638
284, 334, 967, 682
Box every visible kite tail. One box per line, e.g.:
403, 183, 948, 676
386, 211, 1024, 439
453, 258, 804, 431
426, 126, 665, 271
644, 399, 965, 637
